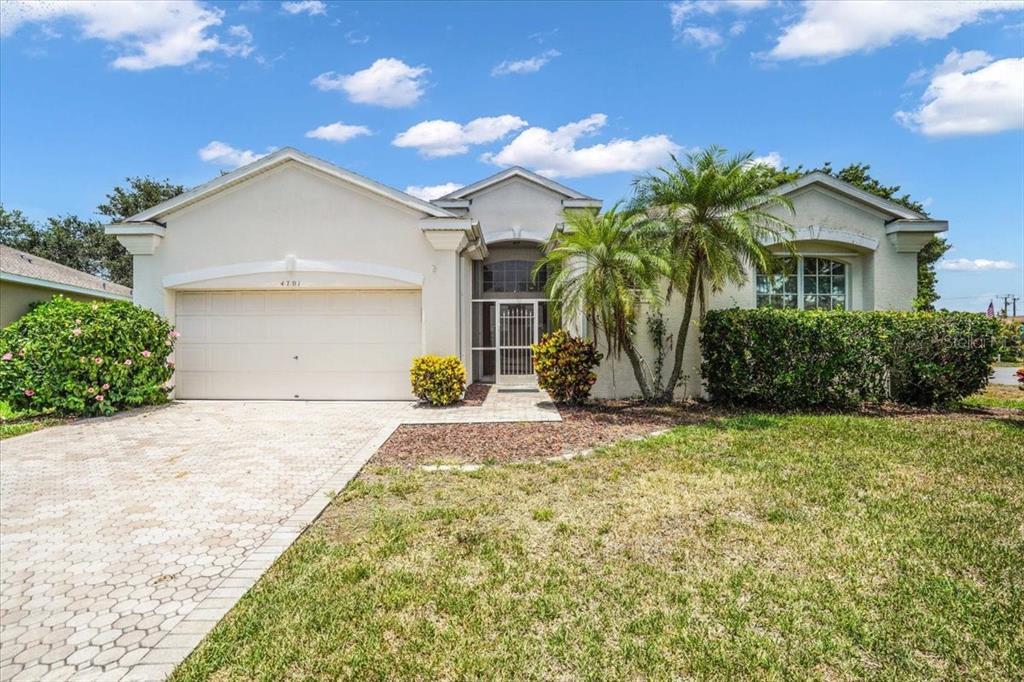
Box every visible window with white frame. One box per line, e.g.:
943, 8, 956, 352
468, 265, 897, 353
756, 257, 848, 310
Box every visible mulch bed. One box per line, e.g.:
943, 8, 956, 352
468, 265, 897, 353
374, 400, 719, 466
461, 383, 491, 406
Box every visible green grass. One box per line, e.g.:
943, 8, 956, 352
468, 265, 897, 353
169, 413, 1020, 680
962, 385, 1024, 410
0, 400, 62, 440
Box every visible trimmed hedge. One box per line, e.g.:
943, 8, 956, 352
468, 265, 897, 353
0, 296, 177, 416
532, 330, 603, 405
701, 309, 1002, 408
410, 355, 466, 406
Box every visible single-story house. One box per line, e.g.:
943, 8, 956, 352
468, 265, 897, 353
107, 147, 947, 400
0, 245, 132, 327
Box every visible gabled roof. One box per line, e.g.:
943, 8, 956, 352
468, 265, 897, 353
0, 245, 132, 299
770, 171, 929, 221
437, 166, 599, 202
123, 147, 456, 223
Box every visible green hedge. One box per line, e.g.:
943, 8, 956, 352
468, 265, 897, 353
701, 309, 1002, 408
0, 296, 176, 416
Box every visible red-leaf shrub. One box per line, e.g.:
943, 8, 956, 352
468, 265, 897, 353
532, 330, 603, 405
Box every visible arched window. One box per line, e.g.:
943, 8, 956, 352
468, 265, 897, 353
756, 257, 847, 310
481, 260, 547, 293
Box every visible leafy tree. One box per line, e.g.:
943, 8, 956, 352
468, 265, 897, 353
633, 147, 795, 400
537, 204, 669, 400
761, 161, 949, 310
0, 177, 184, 288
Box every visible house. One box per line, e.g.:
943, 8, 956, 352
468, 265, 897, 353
0, 245, 132, 327
107, 147, 946, 400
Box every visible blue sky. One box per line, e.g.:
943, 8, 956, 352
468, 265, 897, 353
1, 0, 1022, 312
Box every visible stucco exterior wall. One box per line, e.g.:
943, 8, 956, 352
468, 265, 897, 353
591, 185, 924, 399
130, 161, 467, 363
464, 178, 566, 243
0, 281, 105, 327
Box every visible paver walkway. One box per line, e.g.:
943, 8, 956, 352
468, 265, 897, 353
0, 391, 557, 681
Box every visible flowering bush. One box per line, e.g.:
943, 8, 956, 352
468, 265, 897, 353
1017, 367, 1024, 391
410, 355, 466, 406
0, 296, 177, 416
531, 330, 603, 405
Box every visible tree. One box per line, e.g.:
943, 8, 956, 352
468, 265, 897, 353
633, 147, 795, 401
97, 176, 185, 222
536, 205, 669, 400
762, 161, 949, 310
0, 205, 41, 253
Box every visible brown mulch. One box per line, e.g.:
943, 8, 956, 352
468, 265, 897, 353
374, 400, 720, 466
461, 383, 491, 406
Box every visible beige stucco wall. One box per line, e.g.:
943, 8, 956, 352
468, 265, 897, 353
130, 161, 468, 366
592, 185, 923, 399
0, 281, 103, 327
464, 177, 567, 243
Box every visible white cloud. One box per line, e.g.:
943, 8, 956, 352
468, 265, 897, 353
491, 49, 561, 76
304, 122, 372, 143
345, 30, 369, 45
281, 1, 326, 16
198, 141, 266, 168
670, 0, 769, 49
896, 50, 1024, 136
768, 1, 1022, 61
393, 115, 528, 158
405, 183, 463, 201
482, 113, 681, 178
0, 0, 254, 70
312, 58, 428, 108
751, 151, 783, 168
938, 258, 1017, 271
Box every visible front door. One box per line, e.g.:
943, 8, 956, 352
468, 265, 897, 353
498, 302, 536, 382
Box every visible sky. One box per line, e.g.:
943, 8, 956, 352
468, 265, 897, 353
1, 0, 1022, 312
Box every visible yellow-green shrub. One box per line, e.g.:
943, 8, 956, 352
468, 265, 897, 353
410, 355, 466, 406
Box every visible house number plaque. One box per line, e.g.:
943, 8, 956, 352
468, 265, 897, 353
279, 280, 301, 287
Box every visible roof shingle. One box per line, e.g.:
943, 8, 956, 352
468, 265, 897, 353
0, 245, 131, 298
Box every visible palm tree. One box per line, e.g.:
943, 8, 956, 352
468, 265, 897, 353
536, 204, 668, 400
633, 146, 795, 401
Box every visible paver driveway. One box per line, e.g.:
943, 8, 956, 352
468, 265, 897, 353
0, 400, 418, 681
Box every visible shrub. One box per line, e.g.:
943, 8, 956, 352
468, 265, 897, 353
532, 330, 603, 404
410, 355, 466, 406
701, 309, 1002, 409
0, 296, 177, 416
1017, 367, 1024, 391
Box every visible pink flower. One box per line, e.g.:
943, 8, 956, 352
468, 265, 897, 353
141, 350, 152, 358
123, 359, 133, 366
72, 328, 82, 336
170, 330, 181, 338
93, 357, 103, 365
95, 395, 104, 402
87, 387, 95, 394
164, 340, 172, 346
102, 383, 110, 390
1, 352, 12, 361
24, 389, 35, 397
166, 360, 175, 368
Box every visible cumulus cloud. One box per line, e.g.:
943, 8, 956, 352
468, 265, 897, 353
482, 114, 681, 178
312, 58, 428, 107
393, 115, 528, 158
751, 151, 783, 168
491, 49, 561, 76
404, 183, 463, 201
0, 0, 254, 70
198, 141, 266, 168
768, 1, 1022, 61
304, 121, 372, 143
669, 0, 769, 50
281, 1, 326, 16
938, 258, 1017, 271
895, 49, 1024, 136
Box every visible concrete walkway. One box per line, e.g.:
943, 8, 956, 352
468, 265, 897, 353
991, 366, 1020, 385
0, 390, 557, 681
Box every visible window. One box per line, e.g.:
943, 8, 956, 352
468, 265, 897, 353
481, 260, 546, 293
756, 257, 847, 310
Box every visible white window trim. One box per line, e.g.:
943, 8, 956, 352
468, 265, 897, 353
755, 256, 851, 311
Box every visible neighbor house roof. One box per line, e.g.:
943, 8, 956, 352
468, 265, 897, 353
0, 245, 132, 300
121, 147, 457, 223
436, 166, 601, 205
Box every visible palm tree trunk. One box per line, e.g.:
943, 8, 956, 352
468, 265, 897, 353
661, 269, 700, 401
622, 339, 655, 401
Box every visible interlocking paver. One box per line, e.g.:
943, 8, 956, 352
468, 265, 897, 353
2, 392, 557, 680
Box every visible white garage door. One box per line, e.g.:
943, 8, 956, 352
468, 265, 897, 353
174, 290, 421, 400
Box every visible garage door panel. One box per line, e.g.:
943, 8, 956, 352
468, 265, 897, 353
174, 290, 421, 400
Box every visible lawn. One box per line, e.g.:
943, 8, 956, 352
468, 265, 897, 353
173, 411, 1023, 681
962, 384, 1024, 411
0, 400, 63, 440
